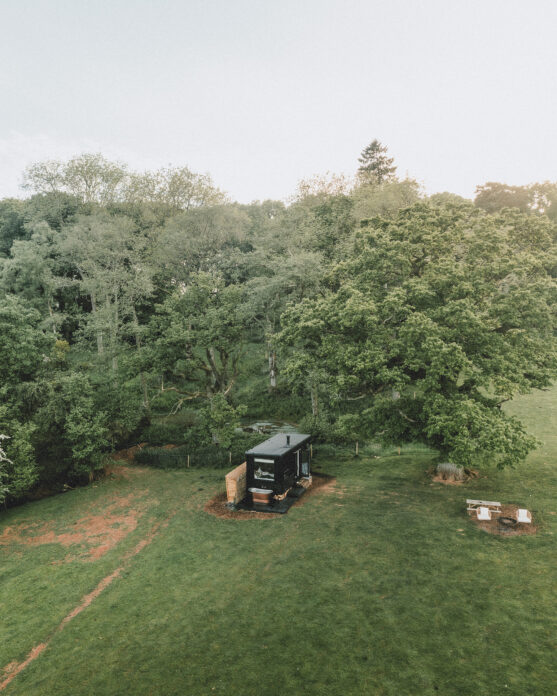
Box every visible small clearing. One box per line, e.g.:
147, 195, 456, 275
204, 473, 338, 519
468, 503, 538, 537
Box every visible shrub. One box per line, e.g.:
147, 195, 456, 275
202, 394, 246, 449
298, 412, 334, 441
134, 432, 268, 470
139, 421, 191, 447
235, 384, 308, 421
230, 431, 267, 459
0, 424, 39, 504
139, 409, 210, 447
135, 445, 228, 469
311, 440, 435, 461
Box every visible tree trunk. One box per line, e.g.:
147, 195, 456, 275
110, 290, 119, 382
90, 291, 104, 355
207, 347, 223, 393
47, 299, 57, 337
310, 386, 319, 417
132, 306, 150, 412
269, 349, 277, 389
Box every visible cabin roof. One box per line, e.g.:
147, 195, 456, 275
246, 433, 311, 457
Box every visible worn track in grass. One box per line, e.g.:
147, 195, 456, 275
0, 510, 176, 692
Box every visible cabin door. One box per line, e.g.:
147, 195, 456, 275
301, 449, 310, 476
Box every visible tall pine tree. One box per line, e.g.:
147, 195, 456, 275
357, 139, 397, 183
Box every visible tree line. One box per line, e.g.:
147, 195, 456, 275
0, 143, 555, 505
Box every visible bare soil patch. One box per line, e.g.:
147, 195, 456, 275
431, 475, 466, 486
468, 504, 538, 537
204, 473, 338, 520
0, 511, 176, 692
0, 494, 146, 561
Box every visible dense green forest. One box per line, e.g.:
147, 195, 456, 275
1, 145, 556, 505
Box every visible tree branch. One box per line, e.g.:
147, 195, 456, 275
398, 410, 417, 423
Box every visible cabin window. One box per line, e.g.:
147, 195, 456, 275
254, 458, 274, 481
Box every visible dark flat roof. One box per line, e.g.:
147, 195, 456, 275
246, 433, 311, 457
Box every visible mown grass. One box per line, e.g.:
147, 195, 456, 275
1, 388, 556, 695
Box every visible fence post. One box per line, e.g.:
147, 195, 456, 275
187, 454, 190, 468
355, 441, 359, 456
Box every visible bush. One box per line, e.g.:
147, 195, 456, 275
135, 445, 227, 469
230, 431, 268, 459
139, 410, 207, 447
139, 421, 191, 447
298, 412, 351, 443
134, 432, 268, 470
0, 424, 39, 504
297, 413, 329, 441
235, 384, 308, 421
311, 440, 435, 461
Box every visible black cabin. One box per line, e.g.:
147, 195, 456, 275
245, 433, 312, 497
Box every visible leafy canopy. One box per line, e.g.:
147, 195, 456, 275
278, 202, 557, 467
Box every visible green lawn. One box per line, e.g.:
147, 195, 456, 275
1, 389, 556, 695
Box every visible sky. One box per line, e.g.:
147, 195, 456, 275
1, 0, 557, 203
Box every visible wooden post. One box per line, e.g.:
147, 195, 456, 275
229, 451, 232, 465
397, 447, 401, 455
187, 454, 190, 468
310, 443, 313, 459
355, 441, 359, 456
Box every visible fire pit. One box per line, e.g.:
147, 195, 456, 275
498, 516, 518, 533
469, 503, 537, 537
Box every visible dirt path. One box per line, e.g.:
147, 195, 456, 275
0, 512, 176, 692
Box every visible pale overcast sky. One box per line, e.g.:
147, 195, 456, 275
1, 0, 556, 203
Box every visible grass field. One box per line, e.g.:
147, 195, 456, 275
0, 389, 556, 695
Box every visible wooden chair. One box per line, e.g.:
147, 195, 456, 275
476, 506, 491, 521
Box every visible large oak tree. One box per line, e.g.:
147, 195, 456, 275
278, 202, 557, 468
